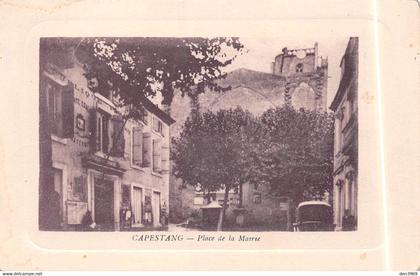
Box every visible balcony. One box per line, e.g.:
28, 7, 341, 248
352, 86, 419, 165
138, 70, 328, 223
82, 153, 126, 176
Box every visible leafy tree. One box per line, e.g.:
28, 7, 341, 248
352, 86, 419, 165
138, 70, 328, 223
79, 37, 244, 118
171, 107, 260, 230
257, 106, 334, 203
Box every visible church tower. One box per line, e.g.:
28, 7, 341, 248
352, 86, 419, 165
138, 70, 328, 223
271, 42, 328, 111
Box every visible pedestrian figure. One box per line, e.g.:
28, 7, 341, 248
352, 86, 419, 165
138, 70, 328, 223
47, 189, 62, 230
342, 209, 356, 231
81, 210, 95, 231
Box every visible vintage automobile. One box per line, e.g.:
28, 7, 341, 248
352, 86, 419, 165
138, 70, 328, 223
292, 201, 334, 231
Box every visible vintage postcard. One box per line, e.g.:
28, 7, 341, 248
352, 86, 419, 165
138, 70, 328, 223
0, 0, 418, 271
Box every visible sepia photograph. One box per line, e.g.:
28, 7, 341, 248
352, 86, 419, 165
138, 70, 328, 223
1, 0, 419, 271
38, 36, 358, 233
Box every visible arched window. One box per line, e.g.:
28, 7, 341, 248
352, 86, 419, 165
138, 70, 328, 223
296, 63, 303, 73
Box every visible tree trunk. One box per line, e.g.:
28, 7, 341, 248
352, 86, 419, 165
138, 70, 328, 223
238, 182, 243, 208
217, 185, 230, 231
189, 92, 200, 118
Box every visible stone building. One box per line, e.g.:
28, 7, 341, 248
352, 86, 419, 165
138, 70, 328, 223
169, 42, 328, 230
329, 37, 358, 230
39, 38, 175, 231
271, 42, 328, 111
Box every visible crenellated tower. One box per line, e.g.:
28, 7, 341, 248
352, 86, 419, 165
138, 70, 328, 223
271, 42, 328, 111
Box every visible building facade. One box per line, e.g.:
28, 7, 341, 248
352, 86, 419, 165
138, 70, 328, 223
330, 37, 359, 231
39, 39, 175, 231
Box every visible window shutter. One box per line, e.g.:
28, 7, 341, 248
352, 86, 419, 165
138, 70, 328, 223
89, 109, 97, 153
132, 126, 143, 166
62, 84, 75, 138
47, 81, 63, 136
111, 116, 125, 157
161, 143, 169, 173
161, 124, 166, 137
47, 82, 57, 135
158, 121, 163, 135
152, 117, 157, 132
142, 132, 151, 167
102, 115, 109, 154
142, 110, 148, 125
153, 139, 161, 172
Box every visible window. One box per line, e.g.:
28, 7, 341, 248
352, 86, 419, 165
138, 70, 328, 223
161, 143, 170, 173
132, 126, 143, 167
45, 79, 74, 138
48, 82, 63, 135
152, 139, 161, 173
296, 63, 303, 73
337, 106, 345, 150
141, 110, 148, 125
253, 192, 262, 204
96, 112, 110, 153
152, 116, 164, 136
73, 175, 87, 202
230, 198, 239, 206
335, 119, 341, 153
89, 110, 125, 157
142, 132, 152, 167
346, 173, 356, 216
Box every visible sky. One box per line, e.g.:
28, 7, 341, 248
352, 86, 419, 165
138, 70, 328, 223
224, 37, 351, 107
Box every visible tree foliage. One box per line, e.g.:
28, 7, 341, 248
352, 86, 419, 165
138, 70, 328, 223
172, 107, 259, 192
258, 106, 334, 201
78, 37, 244, 120
172, 105, 334, 213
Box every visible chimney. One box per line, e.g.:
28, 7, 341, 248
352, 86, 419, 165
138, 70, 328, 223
314, 42, 319, 69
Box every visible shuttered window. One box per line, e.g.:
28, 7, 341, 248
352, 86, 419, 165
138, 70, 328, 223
141, 110, 148, 125
161, 143, 169, 173
100, 113, 110, 154
152, 139, 161, 173
152, 116, 164, 135
111, 116, 125, 157
46, 80, 74, 138
132, 126, 143, 167
62, 85, 74, 138
152, 117, 159, 133
90, 110, 110, 154
161, 123, 166, 137
142, 132, 152, 167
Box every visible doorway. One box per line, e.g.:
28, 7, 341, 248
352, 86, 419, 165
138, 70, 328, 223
51, 168, 63, 228
94, 177, 114, 231
152, 191, 161, 227
132, 186, 143, 226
